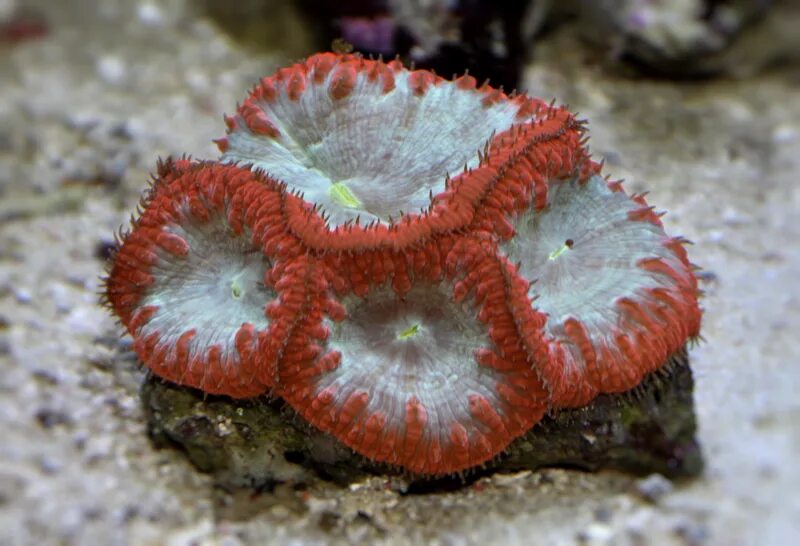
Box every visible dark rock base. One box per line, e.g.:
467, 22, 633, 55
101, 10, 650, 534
142, 348, 702, 489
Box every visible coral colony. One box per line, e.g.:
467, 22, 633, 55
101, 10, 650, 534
105, 53, 702, 475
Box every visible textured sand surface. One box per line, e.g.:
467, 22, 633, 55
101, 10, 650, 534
1, 1, 798, 544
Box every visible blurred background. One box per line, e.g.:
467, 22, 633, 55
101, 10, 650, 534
1, 1, 799, 544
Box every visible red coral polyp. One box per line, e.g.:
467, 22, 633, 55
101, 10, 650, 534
105, 160, 302, 397
499, 174, 701, 407
277, 242, 548, 475
216, 52, 585, 253
105, 52, 703, 476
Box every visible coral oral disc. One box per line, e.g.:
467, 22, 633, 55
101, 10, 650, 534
139, 216, 272, 394
501, 175, 702, 407
278, 273, 547, 475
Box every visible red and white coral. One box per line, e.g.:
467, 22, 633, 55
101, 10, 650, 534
105, 160, 303, 397
105, 52, 702, 475
278, 235, 548, 475
500, 175, 702, 408
216, 53, 584, 253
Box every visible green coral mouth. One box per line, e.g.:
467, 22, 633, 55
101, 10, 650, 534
548, 238, 574, 261
398, 323, 421, 339
329, 182, 363, 209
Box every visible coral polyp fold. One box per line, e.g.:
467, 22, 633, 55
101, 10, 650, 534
105, 52, 702, 475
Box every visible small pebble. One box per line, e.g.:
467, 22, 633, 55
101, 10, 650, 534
164, 519, 214, 546
137, 2, 163, 26
84, 435, 114, 462
39, 456, 63, 475
184, 70, 210, 93
577, 522, 613, 543
706, 230, 724, 244
218, 535, 245, 546
675, 518, 711, 546
721, 207, 749, 227
66, 307, 106, 336
96, 55, 127, 86
48, 281, 73, 314
772, 124, 798, 144
14, 288, 33, 304
601, 150, 622, 166
492, 470, 532, 486
624, 506, 655, 541
634, 473, 673, 503
35, 408, 72, 429
695, 270, 718, 283
65, 112, 101, 132
270, 505, 290, 519
0, 472, 26, 506
593, 505, 614, 523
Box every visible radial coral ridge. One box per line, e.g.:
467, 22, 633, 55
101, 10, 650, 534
105, 52, 702, 476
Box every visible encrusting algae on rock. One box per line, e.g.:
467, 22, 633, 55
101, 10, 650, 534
104, 52, 703, 477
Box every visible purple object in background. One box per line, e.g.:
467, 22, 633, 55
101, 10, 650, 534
338, 16, 396, 56
299, 0, 786, 86
302, 0, 528, 91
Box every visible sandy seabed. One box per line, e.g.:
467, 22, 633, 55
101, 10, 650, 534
1, 1, 799, 545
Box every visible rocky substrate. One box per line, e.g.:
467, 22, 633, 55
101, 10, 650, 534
143, 349, 701, 490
